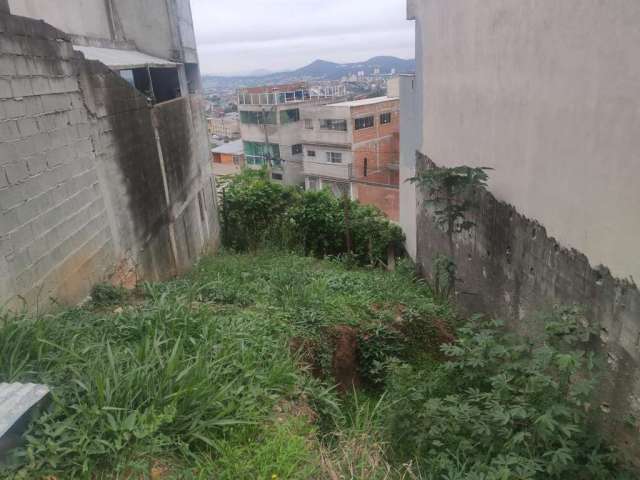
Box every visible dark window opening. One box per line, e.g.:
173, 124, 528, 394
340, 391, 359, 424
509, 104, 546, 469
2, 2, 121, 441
292, 144, 303, 155
320, 119, 347, 131
280, 108, 300, 124
355, 116, 374, 130
364, 157, 368, 177
307, 150, 316, 157
150, 67, 181, 103
272, 172, 283, 180
380, 112, 392, 124
240, 110, 276, 124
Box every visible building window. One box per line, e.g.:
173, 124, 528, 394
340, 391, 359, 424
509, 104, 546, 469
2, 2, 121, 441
272, 172, 283, 180
320, 119, 347, 131
307, 150, 316, 157
307, 176, 319, 191
280, 108, 300, 124
355, 116, 374, 130
243, 141, 280, 165
240, 110, 276, 124
364, 157, 368, 177
380, 112, 392, 124
304, 119, 313, 129
326, 152, 342, 163
292, 144, 303, 155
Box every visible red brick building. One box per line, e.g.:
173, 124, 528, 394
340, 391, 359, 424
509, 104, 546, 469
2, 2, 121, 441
300, 97, 400, 220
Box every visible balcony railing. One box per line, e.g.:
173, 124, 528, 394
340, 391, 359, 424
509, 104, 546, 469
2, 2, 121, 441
303, 161, 352, 180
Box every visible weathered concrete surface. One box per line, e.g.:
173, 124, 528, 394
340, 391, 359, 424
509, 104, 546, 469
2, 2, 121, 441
8, 0, 198, 64
0, 12, 218, 309
416, 154, 640, 458
410, 0, 640, 284
406, 0, 640, 458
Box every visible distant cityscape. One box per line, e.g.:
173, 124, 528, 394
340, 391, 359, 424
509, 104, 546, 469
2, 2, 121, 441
206, 56, 412, 220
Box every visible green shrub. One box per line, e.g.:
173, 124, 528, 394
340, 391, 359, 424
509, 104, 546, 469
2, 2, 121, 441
220, 169, 404, 266
90, 283, 127, 306
384, 308, 631, 479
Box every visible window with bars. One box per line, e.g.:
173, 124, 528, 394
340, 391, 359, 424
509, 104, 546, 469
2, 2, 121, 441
292, 144, 303, 155
326, 152, 343, 163
280, 108, 300, 124
307, 150, 316, 157
304, 119, 313, 129
243, 141, 280, 165
355, 116, 374, 130
240, 110, 276, 124
320, 119, 348, 131
380, 112, 392, 124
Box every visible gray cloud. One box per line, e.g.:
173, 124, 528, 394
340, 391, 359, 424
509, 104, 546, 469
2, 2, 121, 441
191, 0, 415, 75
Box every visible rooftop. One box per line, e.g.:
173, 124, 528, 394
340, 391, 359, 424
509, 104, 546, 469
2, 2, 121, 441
327, 96, 398, 107
211, 139, 244, 155
74, 45, 178, 70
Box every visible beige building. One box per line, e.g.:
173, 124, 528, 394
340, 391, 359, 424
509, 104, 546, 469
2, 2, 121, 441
208, 113, 240, 140
301, 97, 400, 220
237, 83, 345, 184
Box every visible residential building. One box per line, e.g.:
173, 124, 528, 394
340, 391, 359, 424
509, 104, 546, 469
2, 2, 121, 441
404, 0, 640, 454
0, 1, 218, 310
237, 82, 345, 184
211, 139, 244, 176
301, 97, 400, 221
208, 113, 240, 140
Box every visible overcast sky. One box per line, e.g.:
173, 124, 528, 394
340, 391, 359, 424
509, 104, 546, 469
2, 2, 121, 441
190, 0, 415, 76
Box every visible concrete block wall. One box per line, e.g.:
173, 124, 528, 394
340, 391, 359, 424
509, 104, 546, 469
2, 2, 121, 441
415, 153, 640, 458
0, 14, 115, 308
0, 12, 219, 309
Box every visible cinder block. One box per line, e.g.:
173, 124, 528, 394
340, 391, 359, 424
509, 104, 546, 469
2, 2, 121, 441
26, 154, 46, 175
14, 137, 38, 158
46, 145, 71, 168
48, 128, 70, 149
0, 36, 21, 55
4, 160, 28, 184
0, 54, 15, 75
0, 141, 17, 167
0, 78, 11, 99
3, 98, 26, 119
30, 76, 51, 96
13, 55, 30, 76
23, 96, 44, 116
27, 236, 48, 264
63, 77, 78, 93
10, 77, 33, 98
0, 120, 20, 141
0, 208, 20, 234
17, 117, 38, 137
42, 93, 71, 113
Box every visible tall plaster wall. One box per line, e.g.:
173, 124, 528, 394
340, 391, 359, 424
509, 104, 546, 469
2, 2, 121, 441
408, 0, 640, 456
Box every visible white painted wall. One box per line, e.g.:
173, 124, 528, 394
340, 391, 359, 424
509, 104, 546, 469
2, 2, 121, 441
411, 0, 640, 282
397, 74, 419, 259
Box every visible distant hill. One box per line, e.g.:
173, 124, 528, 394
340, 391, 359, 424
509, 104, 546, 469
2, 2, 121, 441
203, 56, 415, 90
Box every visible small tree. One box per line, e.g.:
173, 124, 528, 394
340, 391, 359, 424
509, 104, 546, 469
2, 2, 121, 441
410, 163, 492, 297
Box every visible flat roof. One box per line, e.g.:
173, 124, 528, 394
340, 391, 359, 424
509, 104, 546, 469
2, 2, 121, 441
327, 96, 398, 107
211, 139, 244, 155
74, 45, 179, 70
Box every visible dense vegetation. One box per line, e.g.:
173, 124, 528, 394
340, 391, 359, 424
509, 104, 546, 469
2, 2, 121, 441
220, 169, 404, 265
0, 175, 632, 478
0, 251, 632, 479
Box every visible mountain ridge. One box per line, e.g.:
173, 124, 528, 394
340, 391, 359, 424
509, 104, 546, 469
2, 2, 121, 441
203, 56, 415, 89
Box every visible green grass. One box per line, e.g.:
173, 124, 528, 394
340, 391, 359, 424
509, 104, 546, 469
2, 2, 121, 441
0, 250, 447, 479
